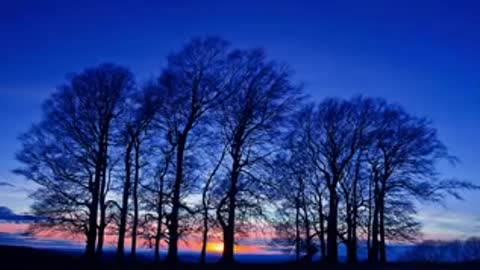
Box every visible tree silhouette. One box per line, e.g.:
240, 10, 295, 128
15, 63, 135, 258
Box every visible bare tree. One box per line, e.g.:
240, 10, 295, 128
214, 48, 300, 263
357, 99, 479, 263
115, 86, 159, 261
305, 98, 364, 263
153, 37, 233, 263
15, 64, 134, 258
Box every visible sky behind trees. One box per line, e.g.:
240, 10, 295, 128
0, 0, 479, 241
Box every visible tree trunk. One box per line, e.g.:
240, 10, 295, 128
116, 143, 133, 261
96, 200, 106, 256
154, 173, 164, 263
200, 207, 209, 264
131, 141, 140, 259
302, 190, 313, 262
222, 155, 240, 263
96, 148, 108, 256
367, 174, 372, 255
295, 198, 301, 262
369, 179, 380, 263
166, 135, 186, 263
345, 202, 355, 264
379, 192, 387, 263
350, 198, 358, 263
86, 140, 105, 258
326, 184, 338, 263
318, 195, 326, 261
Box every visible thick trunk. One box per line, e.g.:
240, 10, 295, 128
86, 141, 105, 258
347, 182, 359, 263
222, 156, 240, 264
318, 197, 326, 261
131, 141, 140, 259
166, 136, 186, 263
96, 201, 106, 256
116, 143, 132, 260
350, 202, 358, 263
369, 180, 380, 263
326, 184, 338, 263
345, 204, 355, 264
346, 213, 358, 263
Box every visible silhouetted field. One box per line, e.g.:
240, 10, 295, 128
1, 246, 480, 270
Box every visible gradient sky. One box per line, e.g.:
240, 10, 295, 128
0, 0, 479, 240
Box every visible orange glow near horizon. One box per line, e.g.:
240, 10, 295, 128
206, 242, 224, 253
204, 241, 268, 254
0, 223, 275, 254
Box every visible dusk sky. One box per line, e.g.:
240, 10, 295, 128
0, 0, 479, 242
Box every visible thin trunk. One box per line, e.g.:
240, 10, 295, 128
96, 145, 108, 256
295, 198, 301, 262
367, 174, 372, 254
166, 135, 186, 263
200, 149, 225, 263
351, 191, 358, 263
116, 142, 133, 261
200, 208, 209, 264
131, 140, 140, 259
347, 158, 360, 264
302, 189, 313, 262
154, 170, 165, 263
379, 192, 387, 263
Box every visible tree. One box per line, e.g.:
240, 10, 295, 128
365, 101, 461, 263
270, 107, 319, 262
305, 98, 364, 263
15, 64, 134, 257
215, 48, 300, 263
154, 37, 232, 263
115, 85, 159, 260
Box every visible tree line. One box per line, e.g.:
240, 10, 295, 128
14, 37, 477, 264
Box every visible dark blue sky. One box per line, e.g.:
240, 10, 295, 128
0, 0, 479, 238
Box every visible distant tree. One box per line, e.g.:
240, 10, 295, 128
406, 238, 480, 262
463, 237, 480, 261
15, 64, 134, 257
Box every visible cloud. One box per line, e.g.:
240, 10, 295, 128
0, 182, 14, 188
0, 232, 83, 251
417, 209, 480, 239
0, 206, 36, 222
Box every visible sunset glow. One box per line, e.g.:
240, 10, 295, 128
206, 242, 224, 253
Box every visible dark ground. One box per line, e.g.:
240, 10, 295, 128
1, 245, 479, 270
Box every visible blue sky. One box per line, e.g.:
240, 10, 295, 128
0, 0, 479, 239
